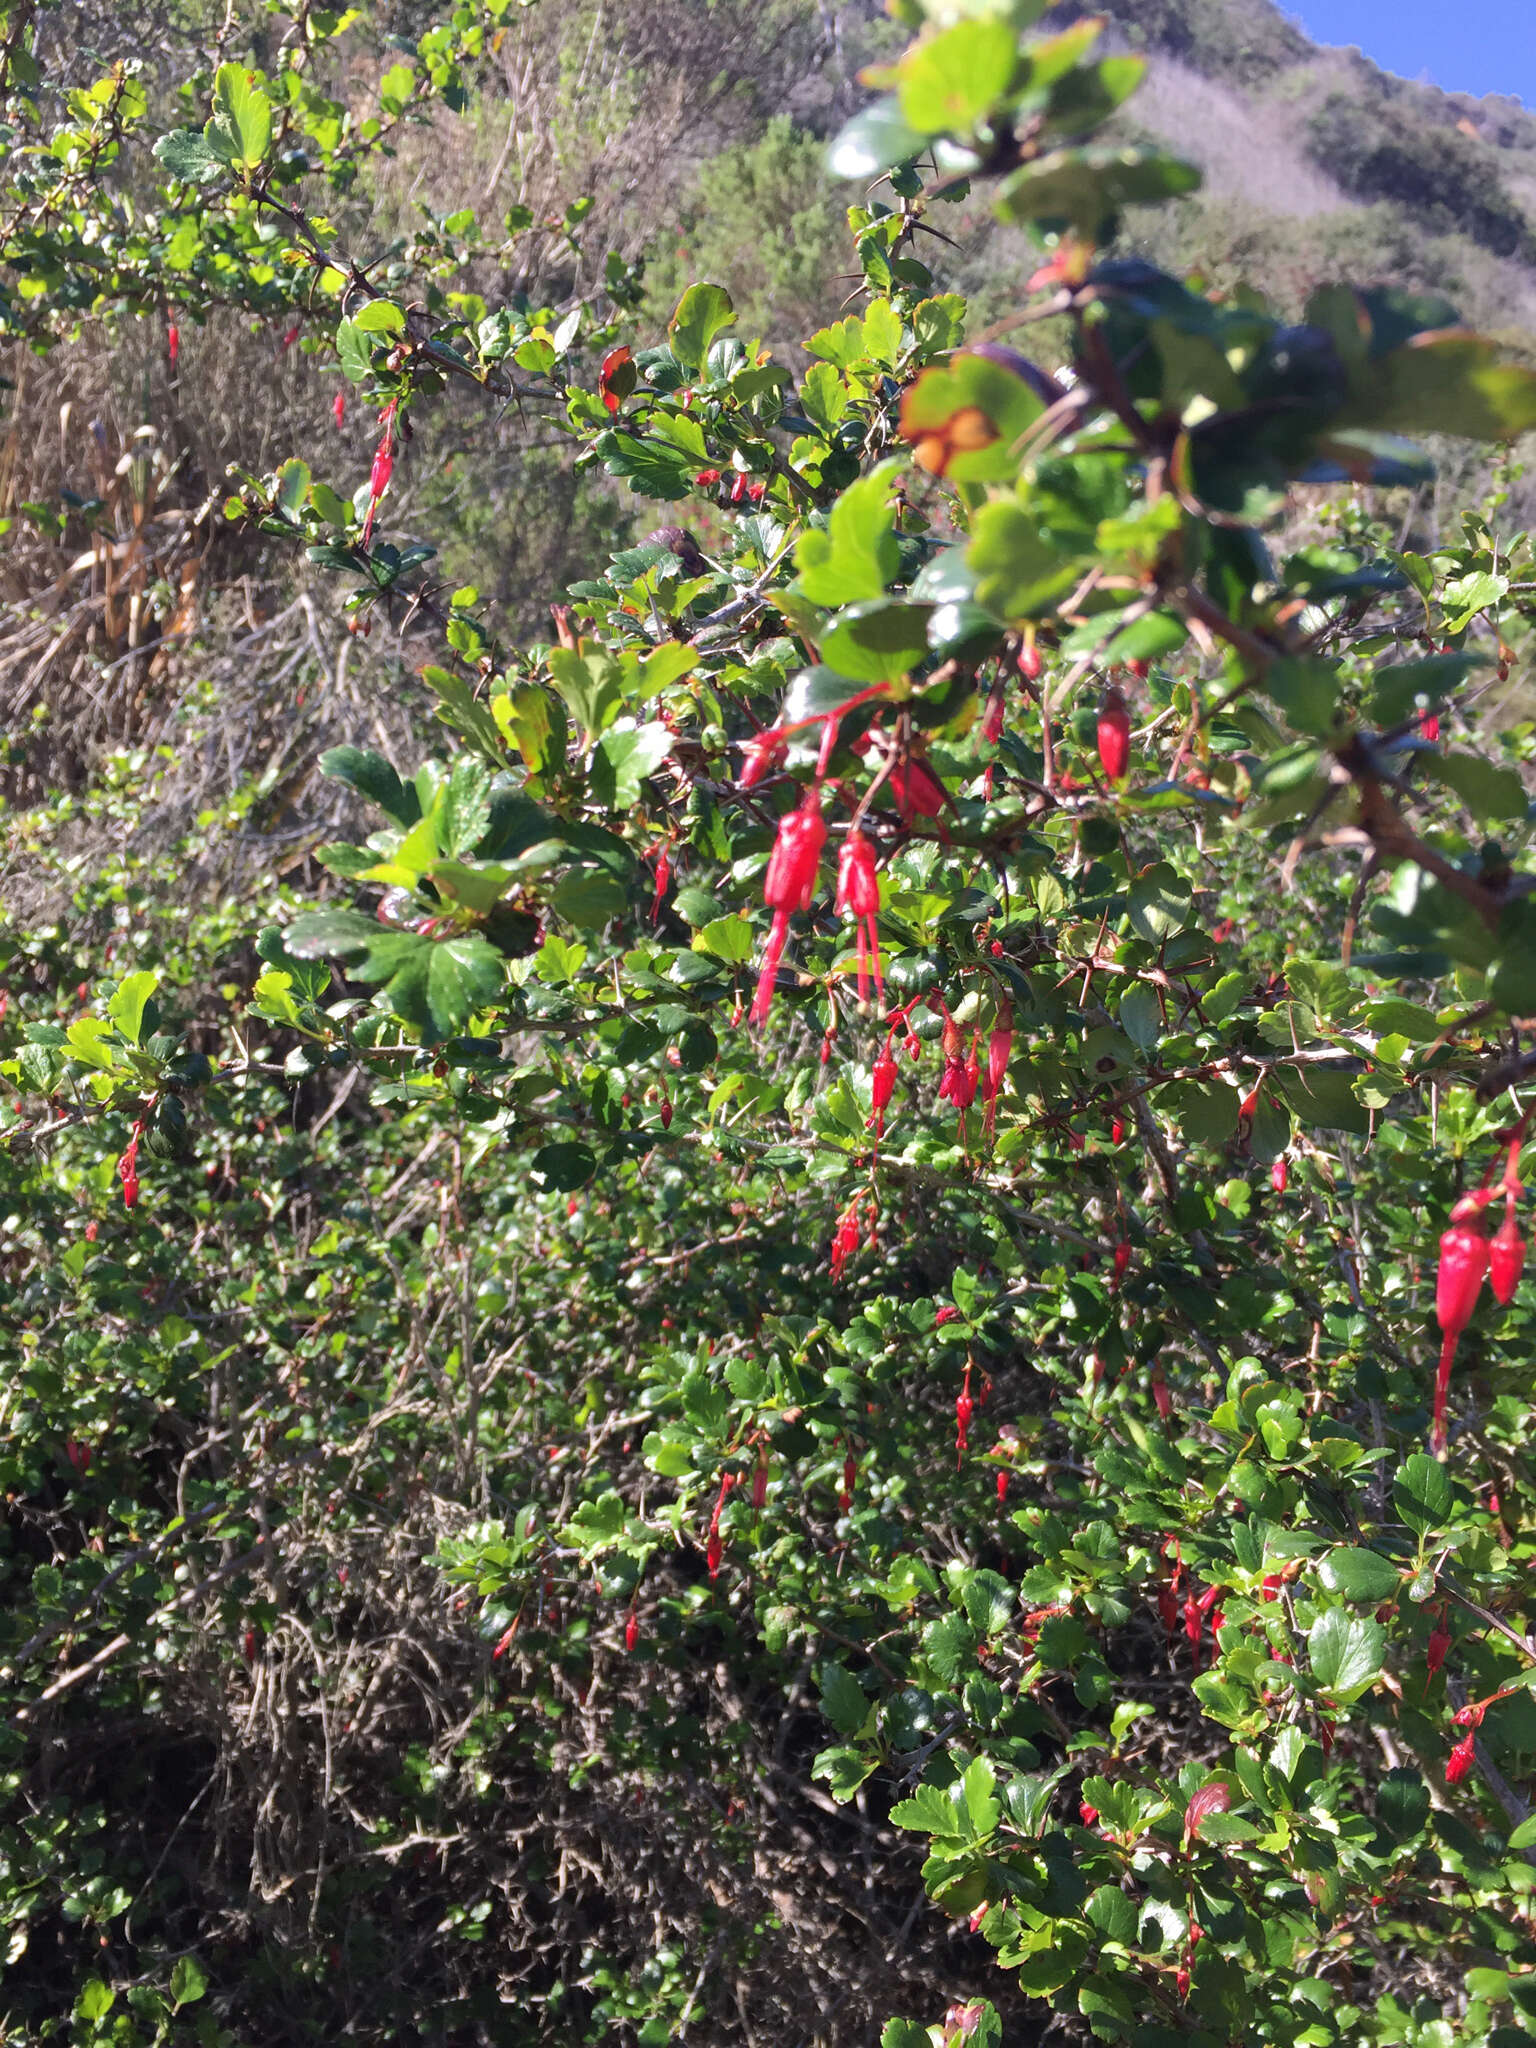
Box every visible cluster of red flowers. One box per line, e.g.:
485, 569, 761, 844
1431, 1131, 1527, 1453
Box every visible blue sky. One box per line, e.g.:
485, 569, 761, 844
1288, 1, 1536, 107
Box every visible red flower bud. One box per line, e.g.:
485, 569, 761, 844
706, 1532, 723, 1579
1079, 1801, 1098, 1826
955, 1365, 974, 1467
935, 1304, 961, 1326
694, 468, 721, 488
65, 1438, 92, 1475
625, 1610, 639, 1653
1271, 1155, 1288, 1194
1421, 711, 1440, 743
1490, 1206, 1525, 1305
333, 391, 346, 429
1096, 686, 1131, 783
997, 1468, 1008, 1503
167, 322, 179, 366
1017, 637, 1042, 682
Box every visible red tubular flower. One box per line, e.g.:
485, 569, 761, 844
1421, 711, 1440, 743
982, 689, 1006, 745
706, 1532, 724, 1579
739, 729, 787, 788
1445, 1731, 1477, 1784
1096, 685, 1131, 783
1111, 1240, 1131, 1289
65, 1438, 92, 1475
1110, 1115, 1125, 1145
167, 322, 179, 367
1150, 1360, 1172, 1423
1490, 1204, 1525, 1305
1017, 635, 1042, 682
1272, 1155, 1289, 1194
890, 756, 946, 823
332, 391, 346, 429
1425, 1616, 1451, 1679
954, 1370, 973, 1468
650, 841, 671, 925
750, 793, 826, 1026
118, 1122, 143, 1210
996, 1468, 1009, 1504
835, 832, 884, 1010
982, 1007, 1013, 1142
360, 403, 397, 546
830, 1197, 864, 1281
1432, 1217, 1489, 1453
1157, 1583, 1180, 1636
751, 1455, 769, 1510
625, 1610, 639, 1653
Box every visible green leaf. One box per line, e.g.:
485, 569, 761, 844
880, 2023, 931, 2048
591, 723, 673, 809
1394, 1451, 1453, 1535
213, 61, 271, 168
106, 971, 159, 1047
667, 284, 735, 375
1370, 652, 1483, 725
962, 1755, 999, 1834
334, 318, 377, 386
995, 146, 1201, 237
795, 463, 901, 605
170, 1955, 208, 2009
1316, 1547, 1402, 1602
530, 1142, 598, 1193
693, 914, 755, 965
1307, 1609, 1384, 1697
1377, 1768, 1430, 1843
1126, 863, 1191, 944
550, 870, 628, 929
75, 1980, 115, 2022
968, 498, 1084, 619
1264, 657, 1342, 738
1423, 750, 1529, 824
353, 299, 406, 336
319, 746, 420, 826
284, 917, 504, 1042
818, 600, 933, 683
818, 1662, 869, 1737
888, 1782, 966, 1837
153, 127, 223, 183
829, 98, 929, 180
896, 16, 1019, 134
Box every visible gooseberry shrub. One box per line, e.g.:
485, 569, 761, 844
5, 1, 1536, 2043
